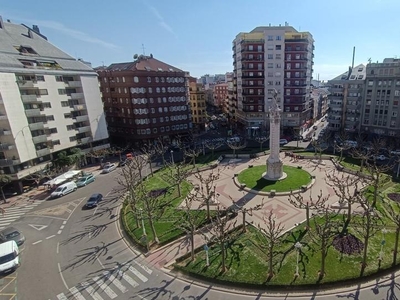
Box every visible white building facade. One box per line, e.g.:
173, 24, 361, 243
0, 17, 109, 192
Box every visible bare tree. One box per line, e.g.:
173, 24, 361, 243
175, 187, 206, 260
141, 143, 157, 177
129, 153, 148, 180
325, 169, 362, 225
231, 194, 263, 233
153, 138, 169, 167
257, 211, 285, 279
204, 139, 224, 158
311, 136, 329, 161
192, 167, 222, 220
165, 158, 190, 198
352, 192, 383, 276
255, 136, 269, 152
381, 198, 400, 267
184, 146, 201, 169
288, 189, 329, 229
207, 205, 238, 273
226, 138, 247, 157
332, 131, 351, 162
308, 206, 339, 280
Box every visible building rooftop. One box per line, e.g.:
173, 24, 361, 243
330, 64, 366, 81
101, 55, 184, 73
0, 16, 94, 73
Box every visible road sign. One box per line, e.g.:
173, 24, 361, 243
28, 224, 48, 231
204, 245, 209, 251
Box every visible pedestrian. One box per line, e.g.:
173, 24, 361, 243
35, 179, 40, 189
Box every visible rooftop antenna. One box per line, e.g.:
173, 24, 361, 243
142, 44, 146, 55
368, 58, 372, 64
351, 46, 355, 69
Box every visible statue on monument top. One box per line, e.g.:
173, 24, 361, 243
269, 89, 281, 119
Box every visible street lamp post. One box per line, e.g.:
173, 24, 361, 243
170, 150, 174, 164
294, 242, 302, 277
139, 208, 146, 236
379, 228, 388, 261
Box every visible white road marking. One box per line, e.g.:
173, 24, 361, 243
117, 270, 139, 288
56, 242, 60, 254
28, 224, 48, 231
46, 235, 55, 239
58, 262, 69, 290
60, 225, 65, 229
66, 197, 86, 221
32, 240, 42, 245
81, 281, 104, 300
57, 230, 62, 235
92, 276, 117, 299
63, 220, 67, 225
69, 286, 85, 300
104, 271, 128, 293
93, 206, 98, 216
128, 266, 148, 282
133, 260, 153, 274
56, 293, 68, 300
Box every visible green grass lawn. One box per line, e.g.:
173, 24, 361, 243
237, 165, 311, 192
176, 221, 400, 286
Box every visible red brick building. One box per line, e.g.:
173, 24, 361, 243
213, 83, 228, 112
97, 55, 192, 146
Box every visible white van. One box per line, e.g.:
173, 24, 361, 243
0, 240, 20, 274
51, 181, 77, 198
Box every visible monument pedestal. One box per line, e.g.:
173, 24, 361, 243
264, 158, 286, 181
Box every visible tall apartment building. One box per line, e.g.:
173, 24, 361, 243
327, 64, 366, 134
213, 83, 228, 112
188, 78, 207, 131
0, 17, 109, 193
232, 25, 314, 135
361, 59, 400, 139
97, 55, 192, 146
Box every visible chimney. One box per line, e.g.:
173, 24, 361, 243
32, 25, 40, 34
28, 29, 34, 38
0, 16, 3, 29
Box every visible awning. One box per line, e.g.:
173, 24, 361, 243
44, 170, 81, 186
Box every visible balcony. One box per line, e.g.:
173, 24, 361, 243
75, 115, 89, 122
76, 126, 91, 133
29, 122, 45, 130
21, 94, 40, 103
0, 159, 19, 167
0, 129, 11, 136
25, 108, 42, 117
73, 104, 86, 111
80, 137, 92, 144
65, 81, 82, 88
32, 134, 48, 144
17, 80, 36, 88
0, 144, 14, 151
70, 93, 84, 100
36, 148, 50, 157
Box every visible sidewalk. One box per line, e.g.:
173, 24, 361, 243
0, 164, 103, 209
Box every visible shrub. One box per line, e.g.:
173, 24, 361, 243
332, 233, 364, 255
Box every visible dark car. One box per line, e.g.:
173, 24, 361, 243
0, 227, 25, 246
85, 193, 103, 208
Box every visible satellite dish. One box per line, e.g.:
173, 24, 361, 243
133, 54, 139, 59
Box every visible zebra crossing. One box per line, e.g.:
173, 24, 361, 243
0, 200, 46, 230
56, 261, 152, 300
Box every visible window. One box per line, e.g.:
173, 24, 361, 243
147, 77, 151, 83
276, 54, 281, 59
61, 101, 69, 107
64, 113, 71, 118
58, 89, 66, 95
69, 136, 77, 142
248, 45, 253, 51
275, 45, 281, 50
267, 45, 273, 50
268, 63, 273, 68
257, 45, 262, 51
133, 76, 139, 83
267, 54, 273, 59
267, 35, 273, 41
46, 115, 54, 121
276, 36, 282, 40
67, 125, 75, 131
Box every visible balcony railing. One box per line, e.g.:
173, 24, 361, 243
32, 135, 48, 144
73, 104, 86, 111
0, 159, 20, 167
0, 129, 11, 136
76, 126, 91, 133
21, 94, 40, 103
29, 122, 45, 130
70, 93, 84, 100
65, 81, 82, 88
80, 137, 92, 144
17, 80, 36, 88
25, 108, 42, 117
36, 148, 50, 157
0, 144, 14, 151
75, 115, 89, 122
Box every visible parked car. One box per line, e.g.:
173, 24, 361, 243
76, 174, 95, 187
390, 150, 400, 156
374, 154, 388, 161
279, 139, 288, 145
102, 163, 117, 174
50, 182, 78, 198
0, 241, 20, 274
85, 193, 103, 208
0, 227, 25, 246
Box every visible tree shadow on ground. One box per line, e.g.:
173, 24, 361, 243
61, 220, 115, 245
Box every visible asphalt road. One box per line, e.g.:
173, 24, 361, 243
3, 164, 400, 299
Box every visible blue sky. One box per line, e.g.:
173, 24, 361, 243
1, 0, 399, 81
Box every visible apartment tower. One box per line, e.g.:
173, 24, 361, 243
232, 24, 314, 135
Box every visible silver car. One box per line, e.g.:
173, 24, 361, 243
101, 163, 117, 174
0, 227, 25, 246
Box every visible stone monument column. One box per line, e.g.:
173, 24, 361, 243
264, 89, 284, 181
